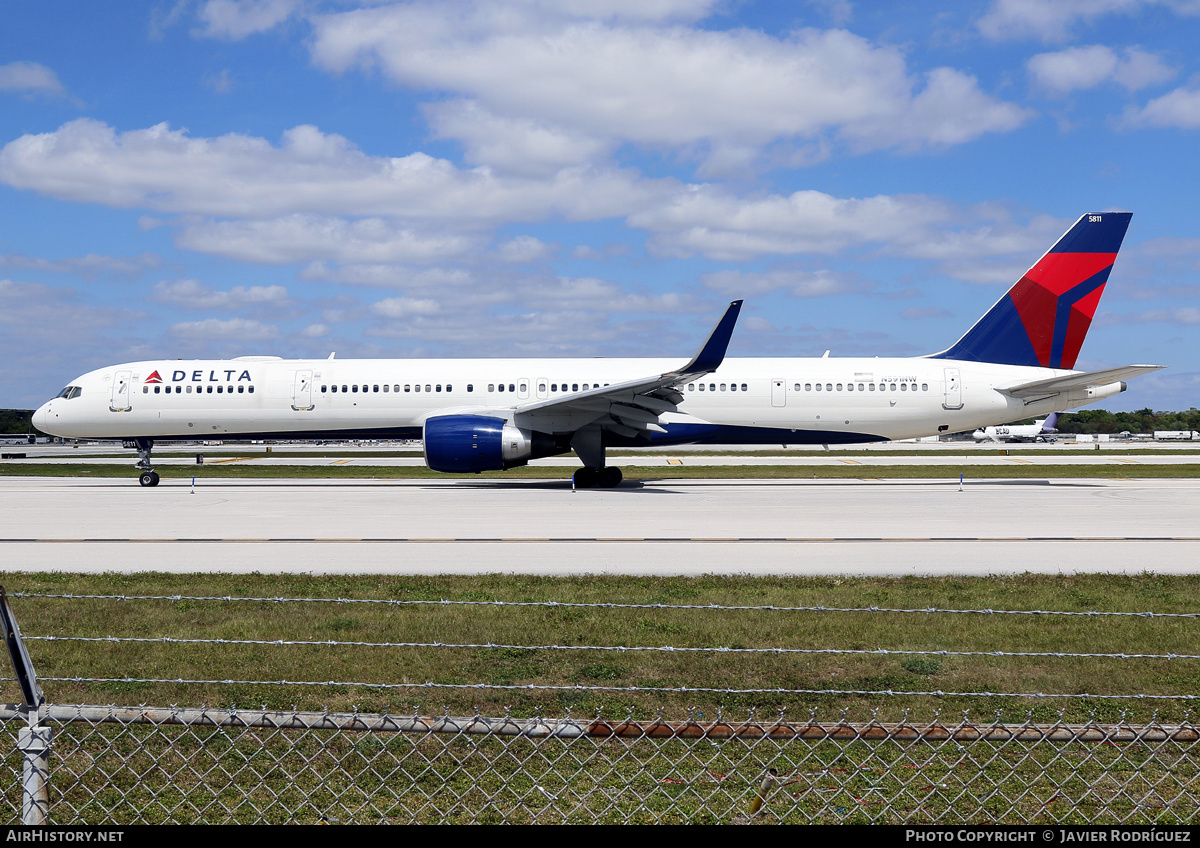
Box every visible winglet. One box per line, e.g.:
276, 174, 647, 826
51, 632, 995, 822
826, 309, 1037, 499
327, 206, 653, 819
676, 300, 743, 377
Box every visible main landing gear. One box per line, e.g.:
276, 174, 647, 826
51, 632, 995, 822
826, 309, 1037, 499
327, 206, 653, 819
131, 437, 159, 487
569, 427, 622, 488
573, 466, 623, 489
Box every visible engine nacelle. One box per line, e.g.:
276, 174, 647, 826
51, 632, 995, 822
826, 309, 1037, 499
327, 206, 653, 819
423, 414, 551, 473
1067, 381, 1125, 405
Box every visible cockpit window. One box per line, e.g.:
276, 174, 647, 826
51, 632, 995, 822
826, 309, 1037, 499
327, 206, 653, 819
56, 386, 82, 400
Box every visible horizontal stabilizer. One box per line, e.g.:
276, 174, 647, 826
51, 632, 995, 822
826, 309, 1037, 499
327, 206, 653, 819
1001, 365, 1164, 399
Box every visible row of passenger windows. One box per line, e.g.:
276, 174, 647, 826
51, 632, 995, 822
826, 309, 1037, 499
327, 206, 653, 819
145, 385, 254, 394
318, 382, 613, 395
688, 382, 748, 392
797, 382, 928, 392
323, 384, 453, 394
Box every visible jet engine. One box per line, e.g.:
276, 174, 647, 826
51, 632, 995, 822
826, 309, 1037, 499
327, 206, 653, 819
423, 414, 561, 473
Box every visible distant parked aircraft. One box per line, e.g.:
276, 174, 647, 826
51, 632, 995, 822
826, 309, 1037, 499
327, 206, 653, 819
973, 413, 1059, 443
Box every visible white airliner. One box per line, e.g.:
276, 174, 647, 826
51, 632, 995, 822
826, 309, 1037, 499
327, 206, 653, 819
973, 413, 1059, 443
33, 212, 1162, 487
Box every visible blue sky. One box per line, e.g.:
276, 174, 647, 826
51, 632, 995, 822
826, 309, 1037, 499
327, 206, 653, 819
2, 0, 1199, 411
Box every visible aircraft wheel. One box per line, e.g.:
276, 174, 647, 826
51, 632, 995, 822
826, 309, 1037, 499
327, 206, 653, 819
600, 467, 623, 488
139, 471, 160, 487
573, 467, 598, 488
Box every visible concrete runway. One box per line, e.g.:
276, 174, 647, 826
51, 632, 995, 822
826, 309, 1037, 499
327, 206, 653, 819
3, 476, 1198, 576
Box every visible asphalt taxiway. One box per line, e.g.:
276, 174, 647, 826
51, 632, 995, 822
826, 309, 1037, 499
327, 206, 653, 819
3, 475, 1197, 576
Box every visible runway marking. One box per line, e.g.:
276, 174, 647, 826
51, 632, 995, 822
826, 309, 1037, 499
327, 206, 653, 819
330, 459, 353, 466
667, 459, 683, 465
1004, 457, 1034, 464
838, 459, 861, 465
5, 537, 1198, 544
210, 457, 257, 464
1112, 458, 1139, 464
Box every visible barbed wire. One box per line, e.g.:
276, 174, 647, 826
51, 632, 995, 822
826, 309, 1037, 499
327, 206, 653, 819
34, 675, 1200, 700
25, 635, 1200, 661
12, 592, 1198, 619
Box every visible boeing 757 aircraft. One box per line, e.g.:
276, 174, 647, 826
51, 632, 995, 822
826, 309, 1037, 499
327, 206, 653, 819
33, 212, 1162, 487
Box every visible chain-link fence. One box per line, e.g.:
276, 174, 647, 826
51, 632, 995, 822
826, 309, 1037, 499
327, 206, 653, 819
2, 704, 1198, 824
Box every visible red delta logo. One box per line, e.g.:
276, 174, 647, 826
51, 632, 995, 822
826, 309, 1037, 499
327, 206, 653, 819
145, 370, 163, 384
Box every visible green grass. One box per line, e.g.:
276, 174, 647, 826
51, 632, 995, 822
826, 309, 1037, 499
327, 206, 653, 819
4, 461, 1200, 480
4, 571, 1198, 724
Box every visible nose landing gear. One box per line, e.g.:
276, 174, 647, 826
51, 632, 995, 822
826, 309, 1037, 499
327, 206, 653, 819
129, 438, 160, 486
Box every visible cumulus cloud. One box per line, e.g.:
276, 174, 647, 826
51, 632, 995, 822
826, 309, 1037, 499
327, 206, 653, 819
701, 268, 872, 298
311, 4, 1028, 169
629, 188, 954, 260
1028, 46, 1176, 95
370, 296, 442, 319
1122, 84, 1200, 129
0, 61, 65, 96
0, 119, 664, 223
169, 317, 282, 341
176, 215, 484, 264
152, 279, 290, 309
196, 0, 304, 39
979, 0, 1154, 43
0, 252, 160, 279
495, 236, 555, 263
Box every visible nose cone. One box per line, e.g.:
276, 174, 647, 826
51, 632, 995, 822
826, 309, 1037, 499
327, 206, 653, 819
32, 401, 52, 435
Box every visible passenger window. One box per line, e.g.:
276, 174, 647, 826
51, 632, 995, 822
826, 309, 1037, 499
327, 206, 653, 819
698, 383, 705, 391
217, 386, 223, 394
143, 386, 148, 394
709, 383, 715, 391
248, 386, 254, 393
890, 383, 897, 391
688, 383, 695, 391
467, 384, 474, 392
539, 383, 547, 392
901, 383, 907, 391
836, 384, 842, 391
583, 384, 589, 391
394, 385, 399, 392
415, 385, 421, 392
238, 386, 244, 394
509, 384, 515, 392
826, 384, 832, 391
446, 385, 452, 392
922, 383, 928, 391
406, 385, 411, 392
207, 386, 213, 394
186, 386, 192, 394
498, 384, 504, 392
720, 384, 726, 391
858, 383, 864, 391
373, 385, 379, 392
383, 385, 388, 392
551, 384, 557, 392
571, 383, 577, 392
815, 383, 821, 391
427, 385, 432, 392
436, 385, 442, 392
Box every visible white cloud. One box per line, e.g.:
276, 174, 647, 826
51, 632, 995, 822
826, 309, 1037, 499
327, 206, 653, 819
0, 252, 160, 279
0, 61, 65, 95
979, 0, 1152, 43
301, 323, 329, 338
311, 5, 1028, 168
495, 235, 554, 263
176, 215, 483, 264
1122, 84, 1200, 128
701, 268, 871, 298
169, 317, 282, 341
196, 0, 304, 39
629, 187, 953, 260
370, 297, 442, 319
1028, 46, 1175, 95
299, 262, 476, 291
0, 120, 664, 223
152, 279, 290, 309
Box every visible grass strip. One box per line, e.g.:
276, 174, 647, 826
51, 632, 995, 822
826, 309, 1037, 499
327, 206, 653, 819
4, 571, 1198, 724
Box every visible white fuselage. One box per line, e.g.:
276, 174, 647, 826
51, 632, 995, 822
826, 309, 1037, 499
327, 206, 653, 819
33, 355, 1122, 446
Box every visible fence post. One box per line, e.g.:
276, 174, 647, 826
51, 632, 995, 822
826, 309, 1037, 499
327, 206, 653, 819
1, 587, 50, 824
17, 724, 51, 824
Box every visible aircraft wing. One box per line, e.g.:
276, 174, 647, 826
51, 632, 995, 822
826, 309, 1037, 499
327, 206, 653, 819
511, 300, 743, 437
999, 365, 1165, 399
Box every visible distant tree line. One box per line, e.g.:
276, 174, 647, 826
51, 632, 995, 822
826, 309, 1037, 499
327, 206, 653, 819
1058, 408, 1200, 435
0, 410, 34, 434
